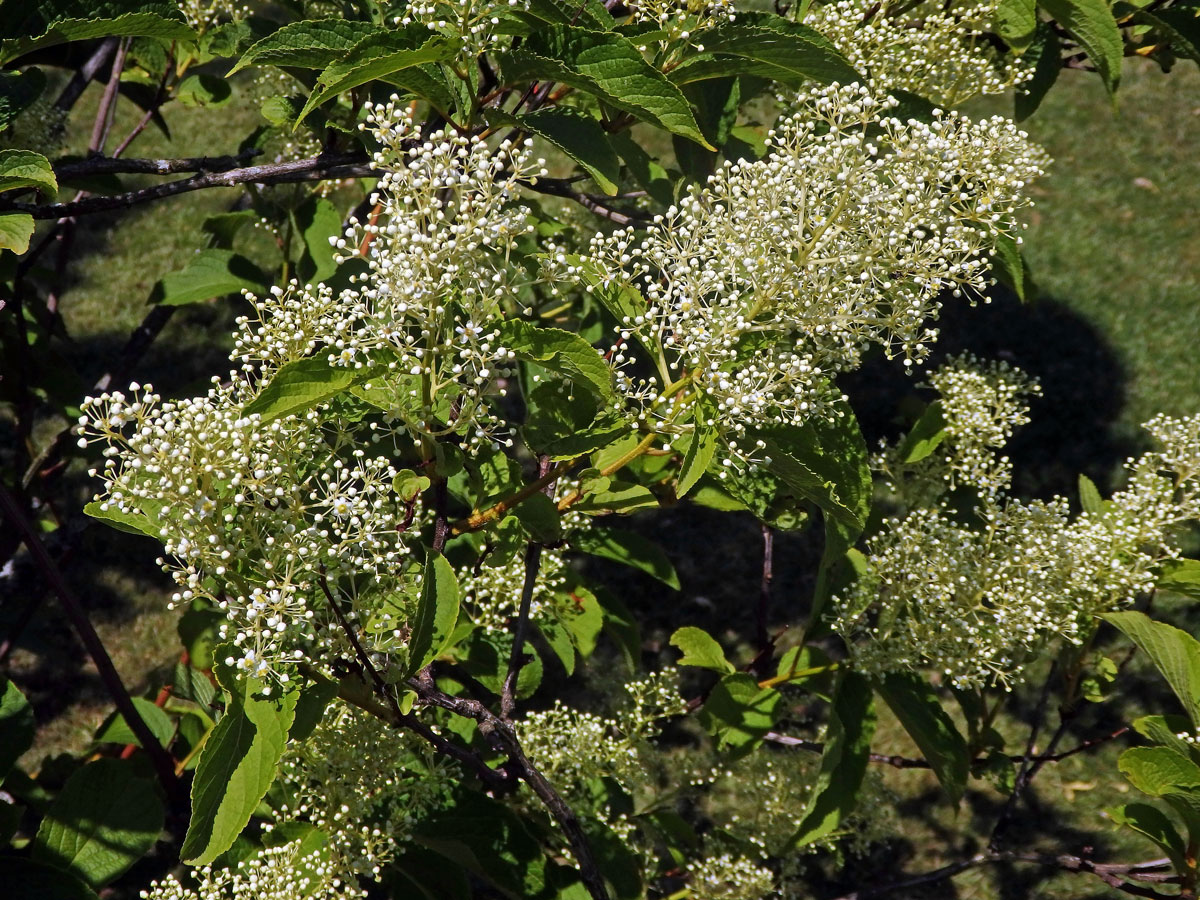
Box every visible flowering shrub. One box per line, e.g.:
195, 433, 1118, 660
2, 1, 1200, 899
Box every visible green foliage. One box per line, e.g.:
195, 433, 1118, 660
32, 759, 164, 889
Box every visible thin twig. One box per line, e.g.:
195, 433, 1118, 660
410, 675, 612, 900
991, 661, 1057, 850
89, 37, 130, 154
0, 484, 179, 798
501, 456, 555, 719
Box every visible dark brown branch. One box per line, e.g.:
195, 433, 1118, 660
89, 37, 129, 155
54, 151, 262, 180
0, 484, 179, 798
991, 661, 1057, 850
54, 38, 119, 112
501, 455, 555, 720
1, 152, 381, 219
411, 674, 612, 900
832, 851, 1175, 900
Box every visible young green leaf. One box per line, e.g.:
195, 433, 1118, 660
670, 626, 735, 674
1037, 0, 1122, 95
181, 675, 299, 865
1120, 746, 1200, 795
1078, 473, 1105, 516
494, 319, 615, 399
1157, 558, 1200, 600
996, 0, 1039, 54
0, 149, 56, 196
176, 73, 232, 108
82, 501, 160, 538
92, 697, 174, 748
148, 249, 269, 306
406, 552, 461, 676
698, 673, 782, 757
483, 107, 621, 195
297, 31, 454, 123
990, 231, 1033, 302
570, 527, 680, 589
229, 19, 379, 75
677, 419, 717, 499
498, 28, 712, 147
1109, 802, 1190, 873
32, 759, 165, 889
0, 211, 33, 253
897, 400, 948, 464
295, 195, 342, 283
0, 679, 34, 780
243, 356, 359, 423
875, 673, 969, 804
1104, 611, 1200, 727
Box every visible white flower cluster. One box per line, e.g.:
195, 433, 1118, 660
558, 84, 1044, 458
78, 382, 413, 683
835, 412, 1200, 688
878, 353, 1041, 502
176, 0, 250, 31
806, 0, 1032, 106
276, 702, 455, 880
627, 0, 738, 42
518, 669, 684, 795
460, 544, 570, 632
79, 104, 554, 682
393, 0, 530, 56
140, 838, 359, 900
687, 852, 777, 900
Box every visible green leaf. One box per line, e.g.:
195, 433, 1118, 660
1079, 473, 1104, 516
670, 626, 734, 674
1109, 802, 1190, 872
0, 679, 34, 779
83, 500, 159, 538
32, 759, 164, 889
483, 107, 620, 195
513, 492, 563, 542
1015, 23, 1061, 121
1104, 611, 1200, 727
875, 673, 969, 804
499, 28, 712, 147
996, 0, 1039, 53
93, 697, 174, 748
295, 195, 341, 283
243, 356, 358, 423
571, 527, 680, 589
556, 251, 651, 327
176, 73, 232, 108
574, 480, 658, 514
0, 8, 193, 67
494, 319, 615, 399
1120, 746, 1200, 794
897, 400, 948, 464
668, 22, 859, 87
748, 404, 872, 535
181, 674, 299, 865
0, 148, 56, 196
990, 231, 1033, 303
677, 420, 717, 500
0, 211, 33, 253
407, 552, 460, 676
1158, 558, 1200, 600
518, 0, 614, 30
0, 858, 98, 900
608, 131, 673, 206
289, 674, 338, 742
149, 249, 269, 306
1133, 715, 1200, 764
1038, 0, 1122, 95
1135, 5, 1200, 65
792, 670, 876, 847
698, 673, 782, 757
229, 19, 379, 75
297, 31, 454, 123
0, 67, 46, 131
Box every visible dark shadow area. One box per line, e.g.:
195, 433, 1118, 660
842, 287, 1139, 499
